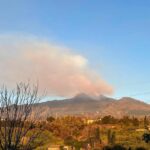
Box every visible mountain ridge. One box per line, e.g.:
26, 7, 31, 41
34, 93, 150, 119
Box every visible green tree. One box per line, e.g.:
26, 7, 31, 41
136, 147, 146, 150
143, 133, 150, 143
144, 116, 149, 129
49, 116, 85, 139
120, 116, 131, 126
101, 115, 117, 124
107, 130, 116, 145
47, 116, 55, 123
95, 127, 100, 141
132, 117, 139, 127
107, 129, 112, 145
111, 132, 116, 145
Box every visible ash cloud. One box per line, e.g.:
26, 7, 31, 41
0, 35, 113, 97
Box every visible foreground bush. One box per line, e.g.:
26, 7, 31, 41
135, 147, 147, 150
103, 145, 126, 150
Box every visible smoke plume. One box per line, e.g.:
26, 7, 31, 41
0, 35, 113, 97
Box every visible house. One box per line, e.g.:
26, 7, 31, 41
148, 126, 150, 131
136, 129, 147, 132
87, 119, 95, 124
48, 148, 59, 150
48, 145, 71, 150
48, 145, 60, 150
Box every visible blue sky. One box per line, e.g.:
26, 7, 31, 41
0, 0, 150, 102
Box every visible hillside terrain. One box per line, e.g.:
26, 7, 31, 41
33, 93, 150, 119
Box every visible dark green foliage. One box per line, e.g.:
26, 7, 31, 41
64, 136, 74, 146
101, 115, 118, 124
142, 133, 150, 143
144, 116, 149, 129
107, 129, 111, 144
95, 127, 101, 141
120, 116, 131, 126
111, 132, 116, 145
103, 145, 126, 150
101, 115, 140, 127
135, 147, 147, 150
64, 136, 82, 150
103, 146, 112, 150
46, 116, 55, 123
107, 129, 116, 145
112, 145, 126, 150
132, 117, 139, 127
59, 145, 64, 150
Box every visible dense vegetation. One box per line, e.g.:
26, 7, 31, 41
28, 115, 150, 150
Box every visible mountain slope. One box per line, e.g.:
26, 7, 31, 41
34, 94, 150, 119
